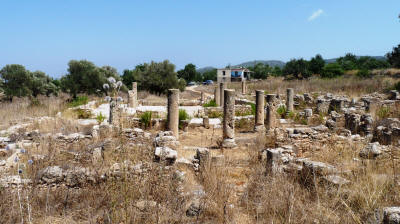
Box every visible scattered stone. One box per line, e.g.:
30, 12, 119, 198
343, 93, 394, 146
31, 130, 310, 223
39, 166, 64, 184
194, 147, 210, 166
186, 200, 201, 217
389, 90, 400, 100
359, 142, 385, 159
345, 112, 361, 134
92, 147, 103, 164
326, 119, 336, 130
135, 200, 157, 211
154, 131, 180, 148
383, 207, 400, 224
154, 147, 177, 164
0, 175, 31, 188
304, 109, 313, 118
321, 175, 350, 187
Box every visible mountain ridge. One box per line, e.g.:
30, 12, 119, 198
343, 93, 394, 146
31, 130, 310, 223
197, 56, 387, 73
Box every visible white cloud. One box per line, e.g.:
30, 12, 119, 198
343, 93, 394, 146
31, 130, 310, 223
308, 9, 324, 21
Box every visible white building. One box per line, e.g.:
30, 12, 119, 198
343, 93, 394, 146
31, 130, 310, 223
217, 68, 251, 83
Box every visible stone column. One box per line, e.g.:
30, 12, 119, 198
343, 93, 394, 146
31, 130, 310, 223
222, 89, 237, 148
304, 109, 313, 118
241, 81, 246, 95
203, 116, 210, 129
128, 82, 138, 108
286, 88, 294, 113
219, 82, 227, 107
214, 86, 220, 106
254, 90, 265, 132
200, 91, 205, 104
266, 94, 276, 130
167, 89, 179, 139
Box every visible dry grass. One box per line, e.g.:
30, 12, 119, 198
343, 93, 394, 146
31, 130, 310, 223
228, 76, 398, 98
1, 77, 400, 223
0, 95, 68, 130
242, 135, 400, 224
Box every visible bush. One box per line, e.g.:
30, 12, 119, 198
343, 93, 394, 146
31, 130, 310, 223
203, 99, 217, 107
207, 110, 223, 118
276, 105, 287, 118
248, 103, 256, 115
179, 109, 189, 121
75, 108, 92, 119
68, 96, 89, 108
377, 107, 390, 119
394, 81, 400, 92
140, 111, 152, 129
356, 69, 373, 78
96, 112, 106, 124
179, 109, 190, 129
321, 63, 344, 78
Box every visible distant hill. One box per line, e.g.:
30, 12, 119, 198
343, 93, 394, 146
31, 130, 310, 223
325, 56, 387, 64
197, 66, 216, 74
235, 60, 286, 68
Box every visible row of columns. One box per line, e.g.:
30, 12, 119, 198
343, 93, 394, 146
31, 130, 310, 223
166, 84, 295, 147
214, 81, 247, 106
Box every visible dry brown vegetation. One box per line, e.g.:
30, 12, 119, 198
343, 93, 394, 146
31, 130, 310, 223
0, 76, 399, 223
230, 76, 398, 97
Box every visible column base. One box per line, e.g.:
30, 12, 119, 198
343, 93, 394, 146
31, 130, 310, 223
222, 138, 237, 148
254, 125, 265, 132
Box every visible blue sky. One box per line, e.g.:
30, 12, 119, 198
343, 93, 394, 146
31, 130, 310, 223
0, 0, 399, 77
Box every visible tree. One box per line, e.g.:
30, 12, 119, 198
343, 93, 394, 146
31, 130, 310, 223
271, 66, 283, 76
249, 63, 271, 79
60, 60, 121, 98
386, 44, 400, 68
336, 53, 358, 70
321, 63, 344, 78
121, 64, 145, 88
309, 54, 325, 75
125, 60, 185, 95
29, 71, 51, 97
0, 64, 32, 100
357, 56, 389, 70
202, 69, 217, 81
177, 63, 202, 82
282, 59, 311, 79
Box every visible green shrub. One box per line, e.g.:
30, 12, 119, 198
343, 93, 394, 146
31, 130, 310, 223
321, 63, 344, 79
248, 103, 256, 115
377, 107, 391, 119
179, 109, 190, 129
288, 111, 295, 119
68, 96, 89, 108
75, 108, 92, 119
356, 69, 373, 78
203, 99, 217, 107
276, 105, 287, 118
96, 112, 106, 124
140, 111, 152, 129
208, 111, 223, 118
394, 81, 400, 92
179, 109, 189, 121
